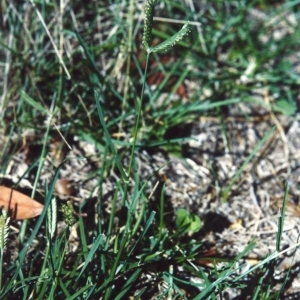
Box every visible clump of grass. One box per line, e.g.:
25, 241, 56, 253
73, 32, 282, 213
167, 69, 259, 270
1, 0, 300, 299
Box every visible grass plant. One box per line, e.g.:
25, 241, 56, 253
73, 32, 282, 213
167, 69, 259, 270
0, 0, 300, 299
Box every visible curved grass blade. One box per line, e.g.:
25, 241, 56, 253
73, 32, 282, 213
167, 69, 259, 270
94, 90, 128, 181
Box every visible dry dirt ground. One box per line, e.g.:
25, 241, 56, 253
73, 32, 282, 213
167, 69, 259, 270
1, 101, 300, 298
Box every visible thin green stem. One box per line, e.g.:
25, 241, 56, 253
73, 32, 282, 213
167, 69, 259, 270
121, 53, 150, 206
126, 53, 150, 178
108, 54, 152, 298
35, 234, 51, 295
104, 236, 127, 300
48, 229, 68, 298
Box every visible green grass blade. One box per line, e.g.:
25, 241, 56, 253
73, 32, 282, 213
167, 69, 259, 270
222, 126, 276, 201
76, 234, 105, 280
159, 183, 166, 240
21, 91, 48, 114
94, 90, 128, 181
74, 31, 105, 85
128, 211, 156, 256
275, 235, 300, 300
64, 282, 95, 300
195, 241, 256, 299
276, 182, 288, 252
115, 268, 142, 300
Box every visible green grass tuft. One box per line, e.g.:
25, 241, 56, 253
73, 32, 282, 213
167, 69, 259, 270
0, 0, 300, 298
